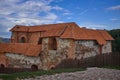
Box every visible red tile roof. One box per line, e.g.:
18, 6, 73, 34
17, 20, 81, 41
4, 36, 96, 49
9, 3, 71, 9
10, 22, 114, 45
0, 22, 114, 57
10, 25, 29, 32
97, 30, 114, 41
0, 43, 41, 56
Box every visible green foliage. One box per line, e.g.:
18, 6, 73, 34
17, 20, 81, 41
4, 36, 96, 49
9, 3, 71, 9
0, 68, 85, 80
108, 29, 120, 52
103, 65, 120, 70
0, 37, 9, 43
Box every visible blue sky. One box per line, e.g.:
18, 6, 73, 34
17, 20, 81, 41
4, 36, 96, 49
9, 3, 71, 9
0, 0, 120, 38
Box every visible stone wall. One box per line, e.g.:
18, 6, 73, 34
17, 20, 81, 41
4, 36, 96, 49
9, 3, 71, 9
102, 41, 112, 53
7, 36, 112, 70
41, 37, 74, 70
57, 38, 75, 59
75, 40, 98, 59
41, 38, 112, 69
5, 53, 42, 69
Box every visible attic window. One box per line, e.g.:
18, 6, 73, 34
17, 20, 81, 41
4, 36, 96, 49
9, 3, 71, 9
20, 37, 26, 43
49, 37, 57, 50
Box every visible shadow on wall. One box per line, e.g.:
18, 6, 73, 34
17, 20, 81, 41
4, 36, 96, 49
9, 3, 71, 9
55, 52, 120, 69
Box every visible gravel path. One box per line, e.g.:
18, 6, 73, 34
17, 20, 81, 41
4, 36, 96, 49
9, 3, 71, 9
21, 67, 120, 80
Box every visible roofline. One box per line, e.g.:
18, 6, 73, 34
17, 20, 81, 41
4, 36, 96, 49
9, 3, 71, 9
27, 22, 76, 27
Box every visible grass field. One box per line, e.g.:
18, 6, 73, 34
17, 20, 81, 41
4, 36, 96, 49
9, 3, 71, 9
0, 68, 85, 80
0, 66, 120, 80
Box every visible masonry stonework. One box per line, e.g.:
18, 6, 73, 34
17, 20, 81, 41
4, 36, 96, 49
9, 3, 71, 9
6, 53, 42, 69
102, 41, 112, 53
75, 40, 98, 59
0, 22, 114, 70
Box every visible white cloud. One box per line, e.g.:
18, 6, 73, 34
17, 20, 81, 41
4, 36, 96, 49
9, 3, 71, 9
106, 5, 120, 10
0, 0, 63, 23
110, 18, 120, 22
56, 21, 64, 23
52, 5, 63, 10
0, 0, 63, 37
80, 22, 108, 29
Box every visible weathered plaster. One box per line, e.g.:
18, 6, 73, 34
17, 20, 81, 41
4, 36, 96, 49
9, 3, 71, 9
6, 53, 42, 69
75, 40, 98, 59
102, 41, 112, 53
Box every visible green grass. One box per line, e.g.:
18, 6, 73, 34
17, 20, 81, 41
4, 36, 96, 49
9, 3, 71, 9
0, 68, 85, 80
102, 65, 120, 70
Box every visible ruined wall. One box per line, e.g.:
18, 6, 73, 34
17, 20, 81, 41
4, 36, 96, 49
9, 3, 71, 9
41, 37, 74, 70
75, 40, 98, 59
102, 41, 112, 53
5, 53, 42, 69
0, 53, 8, 67
57, 38, 75, 58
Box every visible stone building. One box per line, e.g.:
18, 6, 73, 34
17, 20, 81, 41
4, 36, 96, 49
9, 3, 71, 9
0, 22, 114, 70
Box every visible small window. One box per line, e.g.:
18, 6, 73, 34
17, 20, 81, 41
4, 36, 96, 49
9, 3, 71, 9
20, 37, 26, 43
49, 37, 57, 50
38, 38, 42, 44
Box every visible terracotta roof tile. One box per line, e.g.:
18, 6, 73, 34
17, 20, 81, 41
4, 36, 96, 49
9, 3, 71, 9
98, 30, 114, 40
43, 26, 67, 37
10, 25, 29, 32
10, 22, 76, 32
0, 43, 41, 56
10, 22, 113, 45
60, 23, 80, 39
61, 26, 112, 45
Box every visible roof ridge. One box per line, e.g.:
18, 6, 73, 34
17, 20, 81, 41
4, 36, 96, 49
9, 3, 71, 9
24, 22, 76, 27
59, 26, 68, 36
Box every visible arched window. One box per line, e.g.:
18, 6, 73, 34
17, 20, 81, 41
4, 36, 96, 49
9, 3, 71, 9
49, 37, 57, 50
20, 37, 26, 43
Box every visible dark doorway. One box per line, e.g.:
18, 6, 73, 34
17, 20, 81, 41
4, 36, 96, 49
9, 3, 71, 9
31, 65, 38, 70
